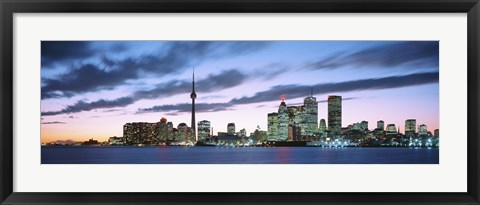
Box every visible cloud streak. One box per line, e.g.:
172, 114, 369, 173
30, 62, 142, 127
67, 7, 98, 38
41, 69, 247, 116
230, 72, 438, 105
137, 72, 438, 114
306, 41, 439, 70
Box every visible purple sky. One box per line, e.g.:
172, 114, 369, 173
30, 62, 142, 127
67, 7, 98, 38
40, 41, 439, 143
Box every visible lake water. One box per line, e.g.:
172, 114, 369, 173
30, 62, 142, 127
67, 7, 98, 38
41, 146, 439, 164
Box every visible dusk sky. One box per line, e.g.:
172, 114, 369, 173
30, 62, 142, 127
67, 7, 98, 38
41, 41, 439, 143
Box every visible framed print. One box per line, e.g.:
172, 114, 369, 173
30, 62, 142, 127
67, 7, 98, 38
1, 0, 479, 204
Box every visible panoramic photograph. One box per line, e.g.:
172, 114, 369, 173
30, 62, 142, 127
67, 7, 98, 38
40, 41, 439, 164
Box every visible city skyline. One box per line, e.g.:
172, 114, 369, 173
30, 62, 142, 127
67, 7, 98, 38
41, 41, 439, 143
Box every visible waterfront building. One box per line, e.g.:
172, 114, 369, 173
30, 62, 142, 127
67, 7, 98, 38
158, 117, 168, 142
287, 105, 306, 136
268, 112, 278, 140
418, 124, 428, 135
386, 124, 397, 133
319, 119, 326, 133
217, 135, 242, 146
123, 122, 160, 145
377, 120, 384, 130
328, 96, 342, 136
277, 97, 289, 141
361, 121, 368, 131
434, 129, 439, 137
227, 123, 236, 135
177, 123, 193, 143
240, 128, 247, 137
108, 136, 123, 145
197, 120, 211, 142
405, 119, 416, 135
303, 91, 318, 135
166, 121, 174, 141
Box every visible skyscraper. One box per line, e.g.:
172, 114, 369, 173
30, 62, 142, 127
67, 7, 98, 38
227, 123, 236, 135
277, 96, 289, 141
418, 124, 428, 135
386, 124, 397, 133
405, 119, 416, 135
319, 119, 326, 133
190, 69, 197, 141
197, 120, 211, 142
328, 95, 342, 136
377, 120, 385, 130
158, 117, 168, 142
304, 90, 318, 135
267, 112, 278, 140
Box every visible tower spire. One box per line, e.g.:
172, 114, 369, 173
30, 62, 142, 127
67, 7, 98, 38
191, 67, 197, 143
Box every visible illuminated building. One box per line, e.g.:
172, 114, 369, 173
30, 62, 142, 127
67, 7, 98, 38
177, 123, 192, 143
377, 120, 384, 130
277, 96, 289, 141
123, 122, 159, 145
386, 124, 397, 133
166, 121, 174, 141
303, 90, 318, 135
287, 105, 306, 136
418, 124, 428, 135
227, 123, 236, 135
240, 128, 247, 137
405, 119, 416, 135
268, 112, 278, 140
108, 136, 123, 145
328, 95, 342, 135
319, 119, 326, 133
158, 117, 168, 142
197, 120, 211, 142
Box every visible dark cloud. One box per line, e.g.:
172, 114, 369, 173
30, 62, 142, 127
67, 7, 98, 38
41, 41, 94, 68
229, 72, 439, 105
138, 103, 232, 114
306, 41, 439, 70
42, 97, 135, 116
42, 41, 270, 99
41, 121, 66, 124
41, 69, 247, 116
42, 63, 138, 99
135, 72, 438, 115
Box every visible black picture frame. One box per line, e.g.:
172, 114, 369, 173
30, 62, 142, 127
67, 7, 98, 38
1, 0, 479, 204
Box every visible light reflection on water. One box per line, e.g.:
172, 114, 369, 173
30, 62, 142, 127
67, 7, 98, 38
41, 146, 439, 164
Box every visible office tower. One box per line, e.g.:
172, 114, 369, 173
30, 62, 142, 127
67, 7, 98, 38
361, 121, 368, 131
328, 95, 342, 136
405, 119, 416, 135
319, 119, 326, 133
166, 121, 173, 141
240, 128, 247, 137
227, 123, 236, 135
268, 112, 278, 140
434, 129, 439, 137
123, 122, 159, 145
304, 90, 318, 135
197, 120, 211, 142
377, 120, 385, 130
177, 123, 191, 143
158, 117, 168, 142
277, 96, 289, 141
418, 124, 428, 135
386, 124, 397, 133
